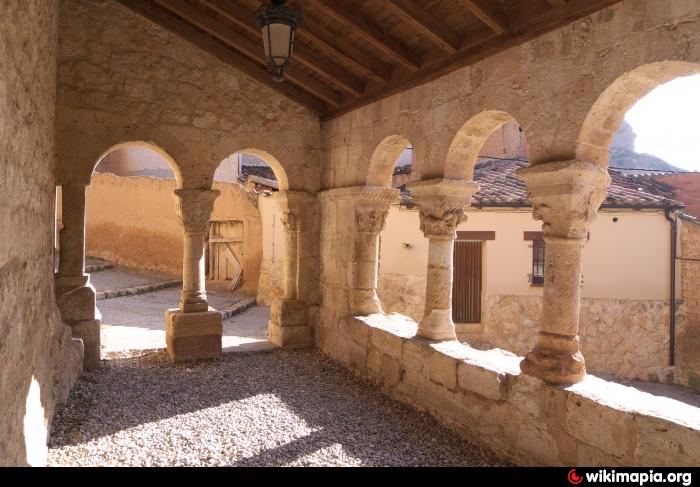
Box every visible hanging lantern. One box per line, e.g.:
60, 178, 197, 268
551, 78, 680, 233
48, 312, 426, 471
255, 0, 302, 82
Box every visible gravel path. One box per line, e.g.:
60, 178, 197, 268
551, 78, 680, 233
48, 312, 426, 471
47, 349, 507, 467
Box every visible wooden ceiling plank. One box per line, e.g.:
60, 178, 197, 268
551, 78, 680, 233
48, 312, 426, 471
116, 0, 327, 113
457, 0, 506, 35
202, 0, 365, 96
383, 0, 459, 54
547, 0, 568, 7
311, 0, 419, 70
322, 0, 624, 121
153, 0, 342, 106
297, 16, 391, 84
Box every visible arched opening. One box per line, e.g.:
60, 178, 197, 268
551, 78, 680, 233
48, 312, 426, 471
55, 142, 185, 359
207, 150, 288, 352
570, 62, 700, 384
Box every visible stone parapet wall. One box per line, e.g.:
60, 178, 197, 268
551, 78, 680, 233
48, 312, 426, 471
316, 313, 700, 466
379, 273, 675, 382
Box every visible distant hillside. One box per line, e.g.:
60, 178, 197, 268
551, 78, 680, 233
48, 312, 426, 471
609, 146, 681, 172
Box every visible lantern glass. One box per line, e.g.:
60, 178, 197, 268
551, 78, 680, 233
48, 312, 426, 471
262, 23, 293, 68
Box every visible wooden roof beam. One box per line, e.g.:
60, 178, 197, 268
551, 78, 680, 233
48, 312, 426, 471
153, 0, 342, 106
547, 0, 568, 7
312, 0, 420, 71
383, 0, 460, 54
458, 0, 506, 36
117, 0, 327, 113
202, 0, 366, 97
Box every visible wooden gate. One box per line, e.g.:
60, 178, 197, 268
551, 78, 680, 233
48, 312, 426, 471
452, 240, 482, 324
207, 219, 244, 289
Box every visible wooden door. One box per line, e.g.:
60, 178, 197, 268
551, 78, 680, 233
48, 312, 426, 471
207, 220, 244, 288
452, 241, 482, 324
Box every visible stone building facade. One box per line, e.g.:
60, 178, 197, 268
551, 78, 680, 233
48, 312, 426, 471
5, 0, 700, 467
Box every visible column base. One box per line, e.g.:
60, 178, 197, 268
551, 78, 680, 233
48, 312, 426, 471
165, 308, 222, 362
416, 309, 456, 341
520, 332, 586, 385
71, 319, 101, 370
269, 300, 312, 349
55, 284, 100, 322
55, 274, 91, 298
350, 289, 383, 316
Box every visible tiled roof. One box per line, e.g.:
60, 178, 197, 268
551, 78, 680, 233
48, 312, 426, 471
239, 164, 276, 183
399, 159, 683, 209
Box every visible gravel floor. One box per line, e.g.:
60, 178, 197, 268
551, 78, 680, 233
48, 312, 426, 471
48, 349, 507, 467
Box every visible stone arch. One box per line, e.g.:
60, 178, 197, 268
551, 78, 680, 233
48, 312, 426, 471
443, 110, 519, 180
92, 141, 183, 185
577, 61, 700, 167
367, 135, 413, 187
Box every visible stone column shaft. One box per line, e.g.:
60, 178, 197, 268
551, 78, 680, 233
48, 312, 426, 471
517, 160, 610, 385
56, 183, 89, 291
269, 190, 317, 349
173, 188, 220, 313
350, 189, 397, 316
280, 210, 299, 300
406, 179, 479, 341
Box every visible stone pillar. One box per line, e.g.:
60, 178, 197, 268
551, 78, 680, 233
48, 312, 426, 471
165, 188, 223, 362
350, 188, 398, 315
268, 191, 316, 348
54, 183, 100, 369
517, 160, 610, 385
406, 179, 479, 341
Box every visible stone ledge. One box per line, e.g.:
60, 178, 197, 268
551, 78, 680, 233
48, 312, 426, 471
325, 313, 700, 466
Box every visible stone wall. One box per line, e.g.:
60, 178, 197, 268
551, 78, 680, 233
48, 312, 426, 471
378, 274, 425, 322
56, 0, 321, 193
0, 0, 83, 466
678, 218, 700, 390
318, 313, 700, 466
482, 294, 674, 383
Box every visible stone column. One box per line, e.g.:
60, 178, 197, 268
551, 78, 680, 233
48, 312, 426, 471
406, 179, 479, 341
55, 183, 89, 293
165, 188, 222, 362
517, 160, 610, 385
268, 191, 316, 348
350, 188, 398, 315
55, 183, 100, 369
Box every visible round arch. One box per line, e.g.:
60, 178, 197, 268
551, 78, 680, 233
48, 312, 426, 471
443, 110, 519, 180
367, 135, 413, 187
229, 148, 290, 192
577, 61, 700, 167
92, 141, 183, 186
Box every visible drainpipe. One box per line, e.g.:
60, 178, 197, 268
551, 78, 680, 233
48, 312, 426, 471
664, 206, 677, 366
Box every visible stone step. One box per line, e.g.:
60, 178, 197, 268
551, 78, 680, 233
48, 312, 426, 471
220, 298, 257, 321
96, 279, 182, 300
85, 262, 115, 273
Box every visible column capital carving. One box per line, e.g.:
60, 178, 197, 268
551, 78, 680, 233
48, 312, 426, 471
318, 185, 399, 204
173, 188, 220, 235
406, 179, 479, 239
517, 160, 611, 240
355, 205, 390, 234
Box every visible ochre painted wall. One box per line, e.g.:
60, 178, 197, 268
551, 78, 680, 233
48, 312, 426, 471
84, 173, 265, 294
380, 206, 671, 301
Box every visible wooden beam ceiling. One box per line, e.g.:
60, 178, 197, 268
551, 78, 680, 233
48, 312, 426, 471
117, 0, 624, 121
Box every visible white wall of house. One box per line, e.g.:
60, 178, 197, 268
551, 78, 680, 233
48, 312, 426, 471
379, 205, 671, 301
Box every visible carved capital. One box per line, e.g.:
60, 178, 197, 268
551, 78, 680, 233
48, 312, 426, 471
318, 185, 399, 204
517, 160, 610, 240
406, 179, 479, 239
355, 204, 390, 234
173, 189, 220, 235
